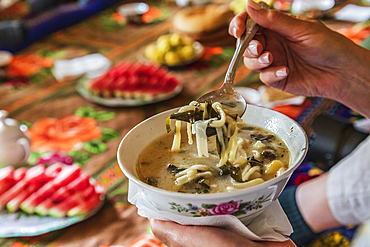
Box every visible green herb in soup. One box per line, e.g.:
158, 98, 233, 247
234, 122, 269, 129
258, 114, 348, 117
136, 102, 290, 194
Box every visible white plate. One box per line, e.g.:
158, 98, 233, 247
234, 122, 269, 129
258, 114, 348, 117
0, 195, 105, 237
76, 77, 183, 107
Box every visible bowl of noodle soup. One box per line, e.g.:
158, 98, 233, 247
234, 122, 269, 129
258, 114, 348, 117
117, 104, 308, 221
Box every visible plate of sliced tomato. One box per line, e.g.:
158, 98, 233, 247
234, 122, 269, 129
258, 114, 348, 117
76, 62, 182, 107
0, 164, 105, 237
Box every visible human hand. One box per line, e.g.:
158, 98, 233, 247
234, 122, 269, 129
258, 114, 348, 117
150, 219, 296, 247
228, 0, 370, 115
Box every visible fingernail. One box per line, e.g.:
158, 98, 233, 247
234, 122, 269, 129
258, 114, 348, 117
248, 0, 261, 10
248, 41, 258, 56
258, 53, 270, 64
232, 27, 238, 38
276, 68, 288, 77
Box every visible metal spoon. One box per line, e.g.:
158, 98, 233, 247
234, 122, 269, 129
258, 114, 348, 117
197, 1, 269, 117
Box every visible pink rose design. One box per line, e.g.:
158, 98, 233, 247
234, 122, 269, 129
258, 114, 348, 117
208, 200, 242, 215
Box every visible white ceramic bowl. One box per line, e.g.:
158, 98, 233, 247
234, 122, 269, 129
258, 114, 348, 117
117, 104, 308, 221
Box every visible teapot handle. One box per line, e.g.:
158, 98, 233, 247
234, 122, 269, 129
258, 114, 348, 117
17, 137, 31, 163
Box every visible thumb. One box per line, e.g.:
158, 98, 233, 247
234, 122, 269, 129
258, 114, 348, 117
247, 0, 314, 38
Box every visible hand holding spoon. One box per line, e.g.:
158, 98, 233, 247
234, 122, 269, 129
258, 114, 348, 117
197, 1, 269, 117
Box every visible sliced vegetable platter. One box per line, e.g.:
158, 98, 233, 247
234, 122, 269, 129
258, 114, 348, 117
76, 62, 182, 107
0, 164, 105, 237
0, 203, 104, 237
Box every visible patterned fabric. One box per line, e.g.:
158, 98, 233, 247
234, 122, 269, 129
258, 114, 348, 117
285, 163, 359, 247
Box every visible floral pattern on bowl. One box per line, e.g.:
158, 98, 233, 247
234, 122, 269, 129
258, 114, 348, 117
169, 193, 272, 217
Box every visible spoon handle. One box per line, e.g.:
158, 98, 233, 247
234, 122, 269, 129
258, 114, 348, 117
224, 1, 269, 85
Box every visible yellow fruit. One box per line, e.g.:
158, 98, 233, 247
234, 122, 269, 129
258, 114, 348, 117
153, 53, 165, 64
229, 0, 247, 14
180, 45, 194, 60
157, 40, 171, 53
157, 34, 171, 44
234, 4, 246, 14
145, 44, 157, 59
173, 45, 182, 54
182, 36, 193, 46
164, 51, 180, 65
229, 0, 238, 10
169, 33, 182, 47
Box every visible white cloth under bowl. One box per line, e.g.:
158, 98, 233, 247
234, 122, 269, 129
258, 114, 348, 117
128, 182, 293, 242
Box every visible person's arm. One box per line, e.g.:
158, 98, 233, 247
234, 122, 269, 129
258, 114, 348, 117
278, 174, 341, 246
229, 0, 370, 119
296, 173, 341, 232
150, 219, 296, 247
280, 135, 370, 246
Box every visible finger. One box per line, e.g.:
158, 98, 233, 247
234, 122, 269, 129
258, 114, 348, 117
150, 219, 260, 247
253, 32, 266, 49
244, 51, 273, 70
229, 11, 249, 38
259, 66, 289, 89
246, 0, 317, 39
244, 40, 263, 58
150, 219, 178, 246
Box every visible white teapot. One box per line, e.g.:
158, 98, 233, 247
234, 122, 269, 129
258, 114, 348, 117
0, 110, 31, 168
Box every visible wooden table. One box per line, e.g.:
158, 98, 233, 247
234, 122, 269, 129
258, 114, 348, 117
0, 2, 252, 246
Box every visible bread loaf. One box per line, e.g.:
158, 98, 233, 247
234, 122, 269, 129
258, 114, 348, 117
173, 5, 235, 46
173, 5, 234, 34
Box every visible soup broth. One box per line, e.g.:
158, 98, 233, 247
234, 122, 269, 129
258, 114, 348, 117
137, 122, 290, 194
